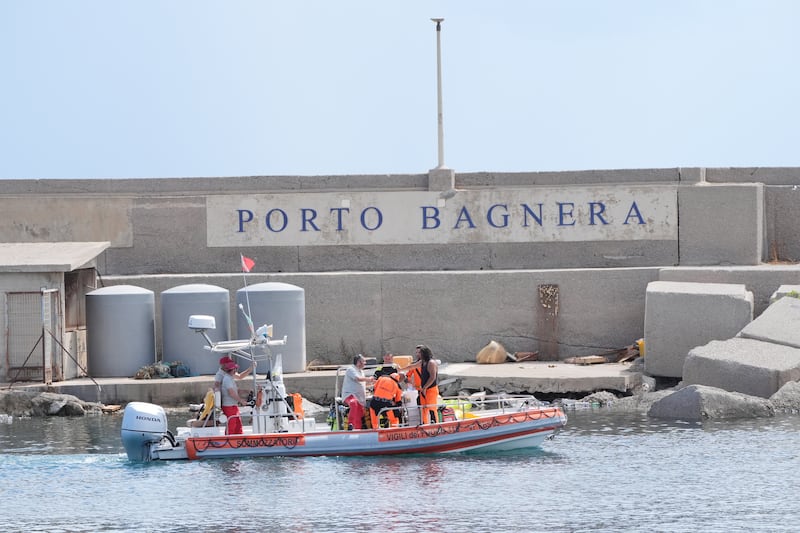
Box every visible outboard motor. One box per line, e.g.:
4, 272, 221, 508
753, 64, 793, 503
121, 402, 169, 462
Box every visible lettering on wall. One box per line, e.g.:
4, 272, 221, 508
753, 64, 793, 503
207, 186, 677, 247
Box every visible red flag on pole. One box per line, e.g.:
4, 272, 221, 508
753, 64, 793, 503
241, 255, 255, 273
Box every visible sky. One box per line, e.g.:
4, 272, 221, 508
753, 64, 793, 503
2, 1, 799, 179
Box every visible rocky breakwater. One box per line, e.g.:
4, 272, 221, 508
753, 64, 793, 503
583, 291, 800, 422
0, 389, 104, 417
568, 380, 800, 422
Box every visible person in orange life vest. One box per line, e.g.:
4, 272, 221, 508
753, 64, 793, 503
406, 365, 422, 394
219, 359, 246, 435
414, 344, 439, 424
341, 354, 374, 430
405, 352, 422, 406
369, 372, 405, 428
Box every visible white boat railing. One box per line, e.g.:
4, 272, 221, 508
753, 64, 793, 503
362, 394, 551, 430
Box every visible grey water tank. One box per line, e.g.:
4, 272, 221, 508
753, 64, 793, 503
236, 283, 306, 373
86, 285, 156, 378
161, 284, 230, 375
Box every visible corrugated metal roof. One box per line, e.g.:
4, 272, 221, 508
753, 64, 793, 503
0, 242, 109, 272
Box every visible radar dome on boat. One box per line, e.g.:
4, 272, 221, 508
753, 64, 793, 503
188, 315, 217, 331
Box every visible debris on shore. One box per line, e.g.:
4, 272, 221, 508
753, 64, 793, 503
563, 342, 641, 365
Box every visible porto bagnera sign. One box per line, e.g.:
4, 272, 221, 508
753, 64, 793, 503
207, 185, 677, 247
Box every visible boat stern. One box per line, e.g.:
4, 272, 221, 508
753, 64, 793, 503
121, 402, 170, 461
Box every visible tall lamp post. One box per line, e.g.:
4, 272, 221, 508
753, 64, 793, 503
428, 17, 455, 191
432, 17, 445, 170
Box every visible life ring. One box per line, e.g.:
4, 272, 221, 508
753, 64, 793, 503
198, 389, 215, 421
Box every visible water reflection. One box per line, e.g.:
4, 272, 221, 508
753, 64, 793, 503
418, 457, 443, 489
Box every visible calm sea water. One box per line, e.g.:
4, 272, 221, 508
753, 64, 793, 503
2, 409, 799, 533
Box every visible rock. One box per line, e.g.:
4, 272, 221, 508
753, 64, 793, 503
580, 391, 619, 406
769, 380, 800, 412
648, 384, 775, 421
46, 398, 68, 415
635, 374, 656, 394
608, 390, 674, 412
476, 341, 507, 364
0, 390, 103, 417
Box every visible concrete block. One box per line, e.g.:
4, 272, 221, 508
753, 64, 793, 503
658, 264, 800, 316
644, 281, 753, 378
458, 168, 680, 187
428, 167, 455, 191
678, 183, 764, 266
678, 167, 705, 183
705, 167, 800, 184
439, 362, 640, 395
739, 295, 800, 349
683, 337, 800, 398
769, 285, 800, 304
764, 185, 800, 263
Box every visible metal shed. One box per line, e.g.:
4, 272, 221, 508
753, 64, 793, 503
0, 241, 109, 384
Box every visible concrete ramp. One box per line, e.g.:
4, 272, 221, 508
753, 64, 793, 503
644, 281, 753, 378
683, 337, 800, 398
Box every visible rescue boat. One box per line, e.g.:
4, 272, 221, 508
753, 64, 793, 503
121, 313, 567, 462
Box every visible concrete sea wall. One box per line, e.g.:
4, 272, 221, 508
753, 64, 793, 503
2, 167, 800, 369
5, 167, 797, 274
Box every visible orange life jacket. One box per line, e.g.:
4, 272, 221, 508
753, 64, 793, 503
406, 367, 422, 389
373, 374, 402, 403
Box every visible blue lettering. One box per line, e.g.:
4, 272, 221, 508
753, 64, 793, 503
265, 208, 288, 232
589, 202, 608, 225
360, 207, 383, 231
329, 207, 350, 231
624, 202, 645, 225
521, 203, 543, 227
454, 206, 476, 229
558, 203, 576, 226
421, 206, 441, 229
237, 209, 254, 233
301, 208, 320, 232
487, 204, 509, 228
235, 196, 651, 238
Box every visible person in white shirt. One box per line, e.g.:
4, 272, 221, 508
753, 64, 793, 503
340, 354, 374, 429
213, 355, 253, 392
219, 359, 246, 434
